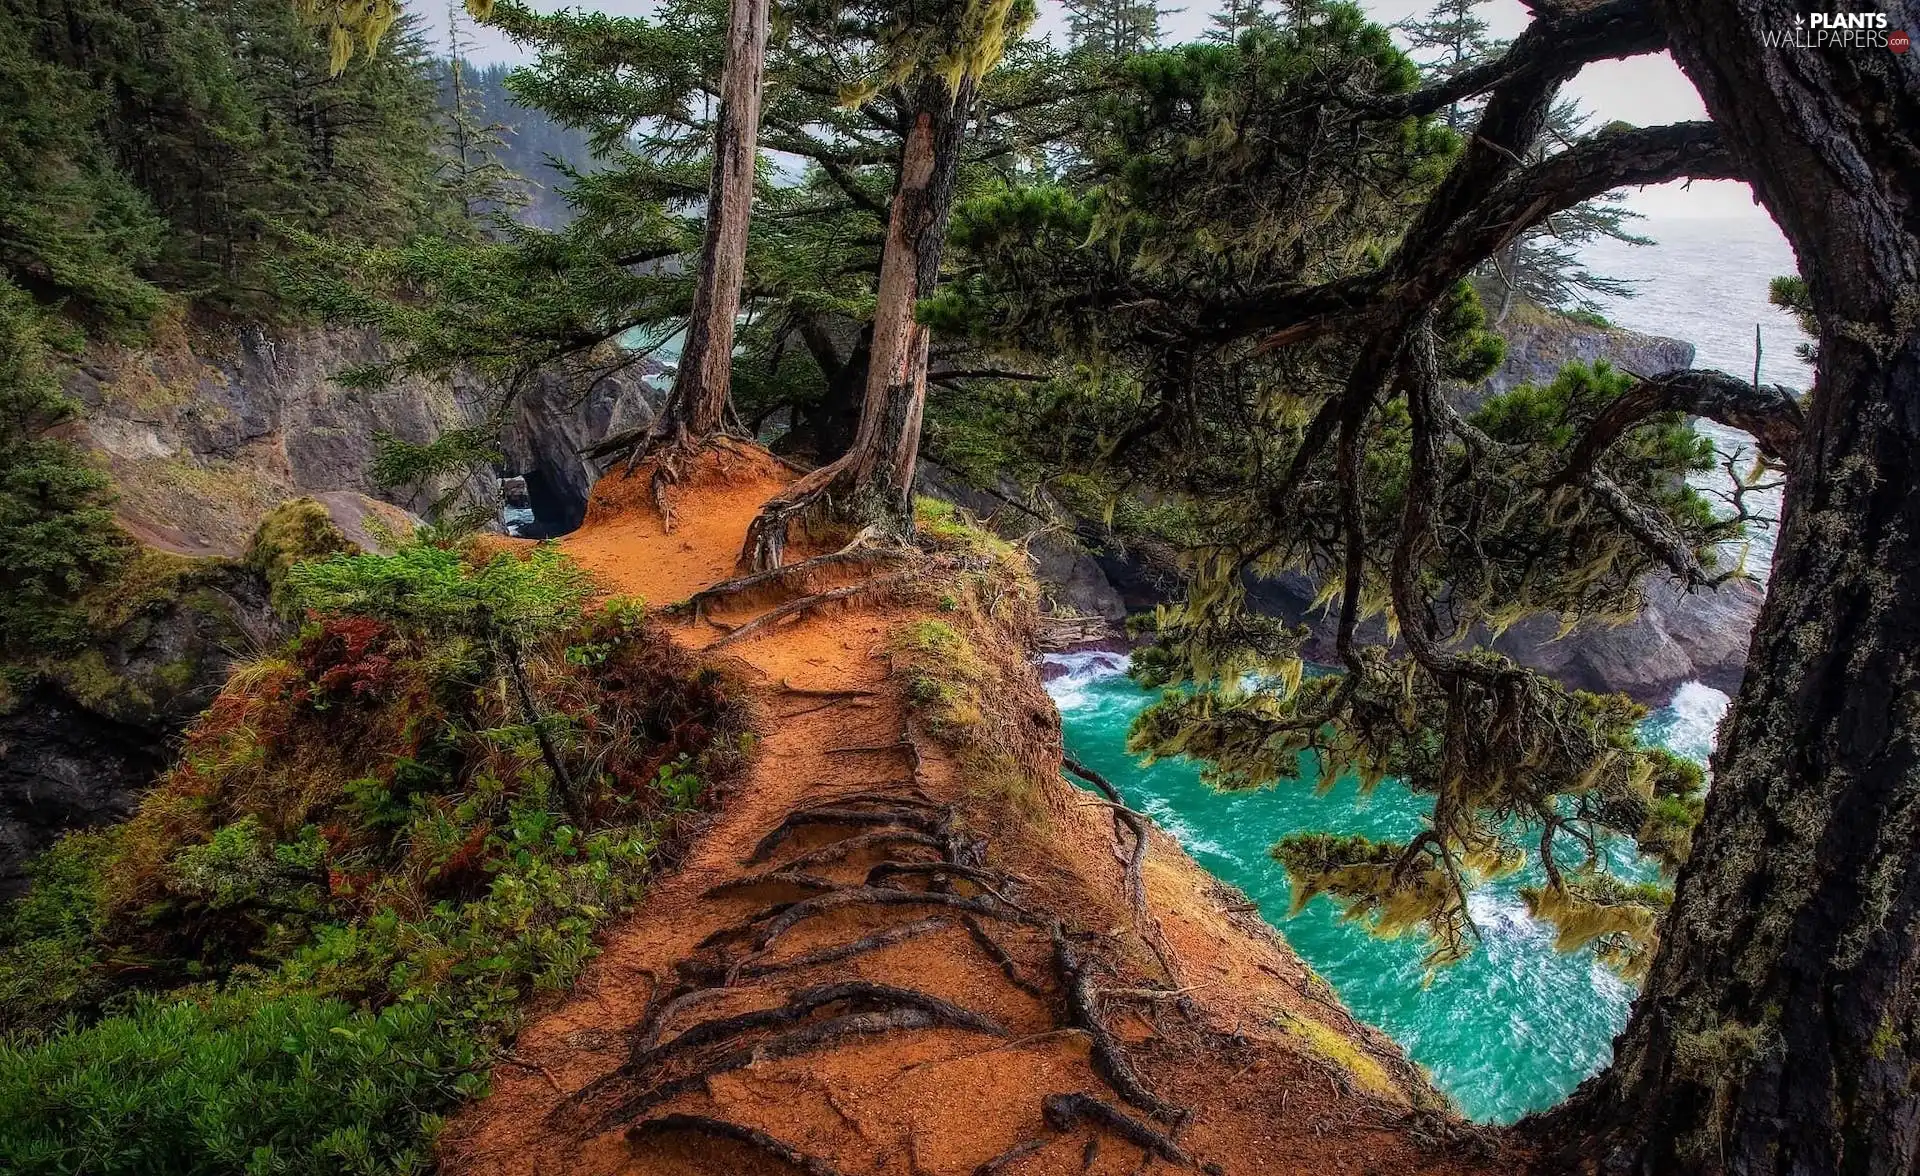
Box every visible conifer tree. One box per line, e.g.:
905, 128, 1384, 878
1396, 0, 1494, 129
1206, 0, 1270, 45
645, 0, 770, 463
735, 0, 1042, 567
438, 1, 527, 228
1064, 0, 1173, 61
929, 0, 1782, 982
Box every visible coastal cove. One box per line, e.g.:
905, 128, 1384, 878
1047, 651, 1731, 1124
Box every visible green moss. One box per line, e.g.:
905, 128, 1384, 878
891, 618, 989, 740
152, 656, 197, 692
1873, 1014, 1902, 1061
245, 498, 358, 618
913, 496, 1017, 563
1272, 1008, 1400, 1100
48, 648, 151, 716
80, 549, 234, 637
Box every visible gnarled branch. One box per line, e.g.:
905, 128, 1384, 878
1551, 368, 1805, 487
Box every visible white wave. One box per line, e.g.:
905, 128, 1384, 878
1655, 680, 1731, 766
1042, 651, 1131, 711
501, 505, 536, 537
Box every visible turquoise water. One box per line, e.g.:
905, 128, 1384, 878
1047, 654, 1728, 1124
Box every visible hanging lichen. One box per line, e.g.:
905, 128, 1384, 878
296, 0, 495, 74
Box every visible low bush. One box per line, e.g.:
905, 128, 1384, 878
0, 538, 752, 1175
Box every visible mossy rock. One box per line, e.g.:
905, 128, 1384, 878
245, 497, 358, 618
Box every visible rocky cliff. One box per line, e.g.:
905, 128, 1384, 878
1455, 305, 1697, 411
66, 320, 660, 554
3, 322, 659, 891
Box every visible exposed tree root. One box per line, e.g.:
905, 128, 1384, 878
739, 452, 859, 571
634, 981, 1006, 1072
627, 1114, 845, 1175
866, 861, 1030, 911
673, 529, 906, 623
1065, 758, 1183, 986
631, 983, 731, 1055
749, 885, 1037, 954
962, 915, 1049, 998
707, 569, 919, 649
731, 918, 953, 982
703, 870, 844, 899
825, 740, 915, 756
1053, 926, 1188, 1125
779, 678, 883, 698
798, 787, 944, 811
761, 829, 949, 873
745, 806, 950, 864
974, 1137, 1048, 1174
1042, 1093, 1222, 1173
779, 697, 880, 720
584, 1004, 1005, 1135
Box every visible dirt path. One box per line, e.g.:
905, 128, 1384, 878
442, 449, 1510, 1176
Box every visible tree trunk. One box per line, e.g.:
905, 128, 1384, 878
843, 74, 975, 529
657, 0, 770, 441
737, 75, 974, 568
1544, 4, 1920, 1172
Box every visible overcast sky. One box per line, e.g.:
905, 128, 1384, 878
457, 0, 1773, 224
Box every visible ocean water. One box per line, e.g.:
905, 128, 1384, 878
1581, 214, 1815, 580
1046, 652, 1731, 1124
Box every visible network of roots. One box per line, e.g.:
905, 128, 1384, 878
547, 759, 1229, 1174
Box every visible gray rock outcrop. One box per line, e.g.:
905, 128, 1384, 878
4, 322, 660, 889
67, 322, 661, 554
1455, 309, 1697, 412
0, 558, 279, 895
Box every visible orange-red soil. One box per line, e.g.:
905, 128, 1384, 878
440, 448, 1517, 1176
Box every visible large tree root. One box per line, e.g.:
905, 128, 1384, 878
628, 1114, 845, 1175
1053, 926, 1188, 1125
672, 529, 907, 624
799, 788, 945, 812
703, 869, 843, 899
1042, 1093, 1222, 1174
1065, 758, 1183, 986
739, 452, 859, 571
634, 981, 1008, 1072
707, 569, 920, 650
760, 829, 949, 873
732, 917, 953, 982
866, 861, 1032, 913
583, 1003, 1006, 1136
748, 885, 1037, 954
745, 806, 950, 864
963, 916, 1049, 998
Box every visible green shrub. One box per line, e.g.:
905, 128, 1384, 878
0, 991, 474, 1176
245, 499, 357, 618
0, 542, 751, 1174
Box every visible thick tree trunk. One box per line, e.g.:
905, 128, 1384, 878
657, 0, 770, 441
843, 74, 975, 529
1545, 4, 1920, 1172
738, 76, 974, 568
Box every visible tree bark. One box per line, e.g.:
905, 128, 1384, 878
1543, 3, 1920, 1172
738, 75, 974, 568
657, 0, 770, 441
844, 74, 975, 529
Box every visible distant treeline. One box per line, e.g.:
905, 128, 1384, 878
437, 59, 599, 230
